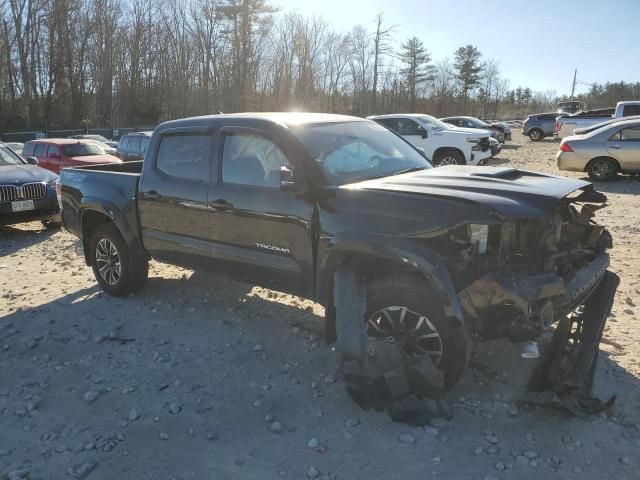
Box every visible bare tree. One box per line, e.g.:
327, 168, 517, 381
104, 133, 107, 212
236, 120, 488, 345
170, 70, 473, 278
370, 13, 395, 114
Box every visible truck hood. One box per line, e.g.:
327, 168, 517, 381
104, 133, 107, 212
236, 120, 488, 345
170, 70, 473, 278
0, 163, 58, 184
68, 154, 121, 163
445, 126, 493, 137
350, 166, 593, 218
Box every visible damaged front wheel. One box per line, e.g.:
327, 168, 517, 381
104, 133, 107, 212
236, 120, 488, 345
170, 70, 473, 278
366, 275, 470, 391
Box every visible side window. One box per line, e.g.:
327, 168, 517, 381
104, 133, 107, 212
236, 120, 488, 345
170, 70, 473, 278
141, 137, 150, 153
395, 119, 423, 136
156, 133, 210, 181
129, 136, 141, 152
622, 105, 640, 117
620, 127, 640, 142
119, 136, 130, 150
23, 142, 34, 156
33, 143, 46, 157
377, 118, 398, 131
46, 145, 58, 157
222, 133, 290, 188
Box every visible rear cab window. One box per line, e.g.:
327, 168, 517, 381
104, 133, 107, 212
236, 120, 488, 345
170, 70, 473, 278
156, 133, 211, 181
33, 143, 46, 157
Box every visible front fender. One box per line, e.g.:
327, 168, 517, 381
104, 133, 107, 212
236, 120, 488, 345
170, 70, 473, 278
317, 232, 464, 326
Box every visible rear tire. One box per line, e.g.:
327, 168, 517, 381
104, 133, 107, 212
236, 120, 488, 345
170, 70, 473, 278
587, 157, 618, 181
366, 274, 470, 391
89, 223, 148, 296
433, 150, 465, 167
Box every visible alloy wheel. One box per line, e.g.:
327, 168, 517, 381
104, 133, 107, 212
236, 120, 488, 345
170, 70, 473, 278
366, 305, 444, 365
438, 156, 459, 166
95, 238, 121, 286
591, 160, 614, 180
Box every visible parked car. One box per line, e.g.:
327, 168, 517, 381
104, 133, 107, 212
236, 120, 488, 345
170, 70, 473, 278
60, 112, 616, 400
489, 137, 502, 157
0, 142, 61, 228
6, 142, 24, 154
482, 120, 512, 142
69, 134, 118, 149
116, 131, 152, 161
555, 101, 640, 140
556, 118, 640, 181
573, 115, 640, 136
84, 139, 118, 155
440, 116, 506, 143
369, 114, 492, 166
22, 139, 121, 174
522, 112, 558, 141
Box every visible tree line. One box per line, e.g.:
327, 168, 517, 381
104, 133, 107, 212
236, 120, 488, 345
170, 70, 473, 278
1, 0, 638, 133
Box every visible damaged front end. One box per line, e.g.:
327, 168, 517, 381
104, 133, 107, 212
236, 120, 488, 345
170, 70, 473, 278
449, 186, 619, 414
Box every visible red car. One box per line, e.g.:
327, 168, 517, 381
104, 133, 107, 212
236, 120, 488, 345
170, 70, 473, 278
22, 139, 121, 174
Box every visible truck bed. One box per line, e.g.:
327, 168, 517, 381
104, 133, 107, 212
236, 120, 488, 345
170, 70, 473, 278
60, 161, 143, 241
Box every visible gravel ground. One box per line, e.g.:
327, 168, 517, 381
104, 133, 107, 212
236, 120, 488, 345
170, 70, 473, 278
1, 134, 640, 480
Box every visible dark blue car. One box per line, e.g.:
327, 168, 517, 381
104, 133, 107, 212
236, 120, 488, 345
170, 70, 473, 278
0, 143, 61, 228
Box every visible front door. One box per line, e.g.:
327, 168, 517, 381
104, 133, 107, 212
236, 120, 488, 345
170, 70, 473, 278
207, 126, 315, 296
137, 128, 213, 268
607, 126, 640, 171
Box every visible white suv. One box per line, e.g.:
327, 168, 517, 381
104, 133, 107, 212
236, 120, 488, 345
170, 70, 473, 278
368, 114, 492, 166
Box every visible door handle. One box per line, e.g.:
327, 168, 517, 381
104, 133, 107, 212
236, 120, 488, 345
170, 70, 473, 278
209, 198, 234, 211
611, 145, 622, 149
143, 190, 162, 200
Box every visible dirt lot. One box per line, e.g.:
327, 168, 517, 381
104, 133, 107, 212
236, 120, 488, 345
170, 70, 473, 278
2, 135, 640, 480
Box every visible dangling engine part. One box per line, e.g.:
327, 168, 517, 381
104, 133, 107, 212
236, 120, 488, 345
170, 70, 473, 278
527, 271, 619, 416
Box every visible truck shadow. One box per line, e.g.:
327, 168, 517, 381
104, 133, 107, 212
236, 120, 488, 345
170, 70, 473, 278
577, 175, 640, 194
0, 224, 58, 256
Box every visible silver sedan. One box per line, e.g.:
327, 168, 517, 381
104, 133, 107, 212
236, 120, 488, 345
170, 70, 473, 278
556, 119, 640, 180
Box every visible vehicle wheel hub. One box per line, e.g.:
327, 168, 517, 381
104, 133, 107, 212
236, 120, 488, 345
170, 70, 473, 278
95, 238, 121, 285
592, 160, 613, 179
439, 156, 458, 166
366, 306, 443, 365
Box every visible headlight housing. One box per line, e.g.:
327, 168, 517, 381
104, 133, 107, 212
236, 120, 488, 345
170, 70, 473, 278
468, 224, 489, 254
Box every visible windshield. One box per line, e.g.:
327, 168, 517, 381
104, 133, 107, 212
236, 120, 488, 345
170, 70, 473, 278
63, 143, 103, 156
85, 135, 109, 142
0, 145, 25, 165
292, 121, 432, 185
416, 115, 450, 130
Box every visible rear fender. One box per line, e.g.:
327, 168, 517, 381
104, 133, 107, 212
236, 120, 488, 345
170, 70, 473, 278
80, 197, 145, 265
317, 233, 464, 327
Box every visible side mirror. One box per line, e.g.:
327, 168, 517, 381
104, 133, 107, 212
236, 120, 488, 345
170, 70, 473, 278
280, 166, 296, 191
26, 156, 39, 165
48, 152, 59, 159
418, 128, 428, 139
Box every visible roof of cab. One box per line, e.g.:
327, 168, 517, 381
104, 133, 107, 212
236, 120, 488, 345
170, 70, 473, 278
26, 138, 94, 145
160, 112, 366, 129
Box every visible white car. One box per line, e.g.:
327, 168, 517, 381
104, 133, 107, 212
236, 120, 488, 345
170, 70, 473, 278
368, 114, 492, 166
555, 101, 640, 140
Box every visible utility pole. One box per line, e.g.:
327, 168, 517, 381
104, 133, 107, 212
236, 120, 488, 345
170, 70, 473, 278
570, 69, 577, 100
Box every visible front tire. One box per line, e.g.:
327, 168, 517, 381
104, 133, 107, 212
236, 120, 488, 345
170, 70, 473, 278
89, 223, 148, 296
434, 150, 465, 167
366, 274, 470, 391
528, 129, 543, 141
587, 157, 618, 181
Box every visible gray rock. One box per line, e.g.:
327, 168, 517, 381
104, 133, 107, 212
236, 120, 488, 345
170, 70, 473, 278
495, 462, 505, 471
168, 402, 182, 415
307, 466, 319, 479
344, 418, 359, 428
516, 455, 529, 466
561, 434, 574, 444
485, 434, 499, 444
487, 446, 500, 454
160, 432, 169, 440
620, 456, 632, 465
507, 404, 518, 416
474, 446, 484, 455
398, 433, 416, 444
83, 390, 100, 402
270, 421, 284, 433
307, 437, 319, 449
573, 466, 583, 474
7, 468, 29, 480
523, 450, 538, 459
206, 431, 218, 440
128, 409, 140, 421
424, 426, 439, 436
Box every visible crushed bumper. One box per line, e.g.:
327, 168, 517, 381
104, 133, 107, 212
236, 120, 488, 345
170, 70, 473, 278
458, 254, 610, 342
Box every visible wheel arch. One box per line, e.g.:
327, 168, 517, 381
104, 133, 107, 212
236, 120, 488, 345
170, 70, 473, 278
433, 146, 466, 162
317, 234, 465, 342
585, 156, 622, 173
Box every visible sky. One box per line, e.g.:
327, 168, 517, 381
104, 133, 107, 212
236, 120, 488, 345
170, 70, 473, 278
269, 0, 640, 96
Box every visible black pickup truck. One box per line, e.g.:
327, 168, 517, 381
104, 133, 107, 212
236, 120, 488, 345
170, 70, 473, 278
60, 113, 617, 405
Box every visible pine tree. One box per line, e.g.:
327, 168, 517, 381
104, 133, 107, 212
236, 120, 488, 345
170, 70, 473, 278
453, 44, 483, 114
398, 36, 433, 112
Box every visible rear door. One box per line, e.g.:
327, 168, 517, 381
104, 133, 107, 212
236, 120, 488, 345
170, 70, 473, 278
607, 126, 640, 170
206, 126, 315, 296
138, 127, 213, 268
